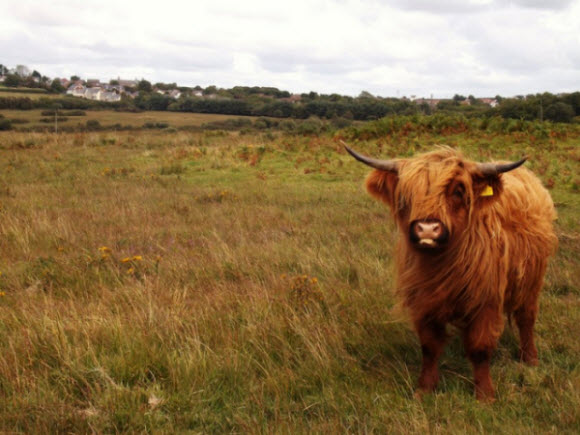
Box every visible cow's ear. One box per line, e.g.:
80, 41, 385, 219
366, 169, 399, 208
471, 174, 504, 207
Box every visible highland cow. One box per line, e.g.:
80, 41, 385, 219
345, 144, 557, 401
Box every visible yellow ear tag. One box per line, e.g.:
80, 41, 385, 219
480, 185, 494, 197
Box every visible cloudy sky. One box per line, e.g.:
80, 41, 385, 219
2, 0, 579, 98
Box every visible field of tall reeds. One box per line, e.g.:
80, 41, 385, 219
0, 117, 579, 433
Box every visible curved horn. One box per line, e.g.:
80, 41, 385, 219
476, 156, 528, 176
342, 142, 399, 173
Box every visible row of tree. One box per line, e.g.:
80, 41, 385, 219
433, 92, 580, 124
495, 93, 580, 123
0, 64, 67, 93
1, 91, 579, 124
129, 92, 419, 120
2, 64, 579, 122
0, 96, 121, 111
91, 90, 580, 123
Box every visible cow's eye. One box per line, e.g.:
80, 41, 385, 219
452, 184, 465, 199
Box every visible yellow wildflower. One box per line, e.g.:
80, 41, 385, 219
121, 257, 132, 263
127, 267, 135, 274
99, 246, 112, 253
132, 255, 142, 261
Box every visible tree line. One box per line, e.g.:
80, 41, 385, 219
3, 91, 579, 123
1, 64, 579, 123
495, 93, 580, 123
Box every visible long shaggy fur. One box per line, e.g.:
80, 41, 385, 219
363, 147, 557, 399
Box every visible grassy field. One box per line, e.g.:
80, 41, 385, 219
0, 122, 579, 432
0, 86, 56, 100
0, 108, 259, 130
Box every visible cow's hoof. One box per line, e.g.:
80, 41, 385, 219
521, 354, 539, 366
477, 395, 496, 403
413, 388, 432, 401
475, 389, 496, 403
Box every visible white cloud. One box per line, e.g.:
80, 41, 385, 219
0, 0, 579, 97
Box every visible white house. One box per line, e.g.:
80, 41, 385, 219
84, 87, 102, 100
67, 83, 86, 97
481, 98, 499, 108
100, 91, 121, 102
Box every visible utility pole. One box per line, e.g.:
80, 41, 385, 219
53, 103, 62, 134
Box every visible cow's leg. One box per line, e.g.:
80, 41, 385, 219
514, 259, 546, 365
514, 300, 539, 366
415, 318, 447, 395
464, 306, 502, 401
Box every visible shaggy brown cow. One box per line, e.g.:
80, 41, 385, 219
345, 144, 557, 401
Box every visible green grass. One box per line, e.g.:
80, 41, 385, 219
0, 124, 578, 432
0, 108, 260, 130
0, 86, 55, 99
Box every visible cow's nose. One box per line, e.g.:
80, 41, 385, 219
414, 221, 443, 239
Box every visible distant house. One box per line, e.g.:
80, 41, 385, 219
67, 83, 86, 97
118, 79, 137, 88
103, 84, 125, 93
100, 91, 121, 102
86, 79, 102, 87
413, 98, 442, 109
192, 90, 203, 97
84, 87, 102, 100
480, 98, 499, 108
280, 94, 302, 103
59, 78, 71, 88
153, 88, 181, 99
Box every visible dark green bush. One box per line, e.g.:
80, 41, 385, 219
86, 120, 101, 131
143, 122, 169, 129
0, 118, 12, 130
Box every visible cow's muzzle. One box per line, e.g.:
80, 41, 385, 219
410, 219, 449, 249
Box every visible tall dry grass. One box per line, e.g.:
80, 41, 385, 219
0, 128, 579, 432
